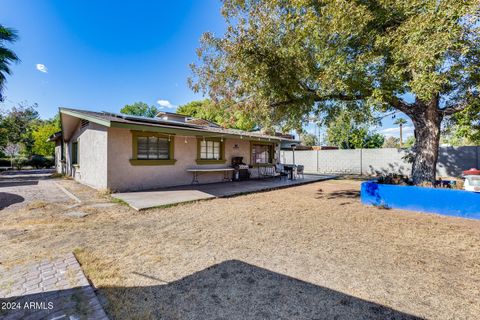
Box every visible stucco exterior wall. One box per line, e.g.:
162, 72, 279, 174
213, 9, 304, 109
106, 127, 280, 192
54, 141, 63, 174
68, 122, 108, 189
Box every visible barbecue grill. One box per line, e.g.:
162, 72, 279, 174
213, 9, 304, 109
231, 156, 250, 181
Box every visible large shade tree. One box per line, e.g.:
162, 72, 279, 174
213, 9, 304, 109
190, 0, 480, 184
32, 120, 60, 156
0, 24, 19, 101
177, 99, 257, 130
300, 133, 318, 147
120, 102, 159, 118
0, 103, 39, 155
326, 110, 385, 149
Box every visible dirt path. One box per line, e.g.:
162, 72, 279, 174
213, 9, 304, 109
0, 179, 479, 319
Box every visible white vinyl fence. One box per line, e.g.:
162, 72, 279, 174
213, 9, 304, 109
280, 146, 480, 177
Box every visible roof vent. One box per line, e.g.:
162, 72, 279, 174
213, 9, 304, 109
81, 119, 89, 128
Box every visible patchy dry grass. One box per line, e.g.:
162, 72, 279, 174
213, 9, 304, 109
26, 200, 49, 210
1, 179, 479, 319
110, 197, 129, 206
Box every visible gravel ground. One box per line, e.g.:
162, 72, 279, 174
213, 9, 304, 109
0, 178, 479, 319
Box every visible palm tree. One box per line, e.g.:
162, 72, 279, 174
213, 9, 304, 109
394, 118, 408, 148
0, 24, 19, 101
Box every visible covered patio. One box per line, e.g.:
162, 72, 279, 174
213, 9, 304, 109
112, 174, 335, 210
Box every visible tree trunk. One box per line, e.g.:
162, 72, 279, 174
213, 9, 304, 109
399, 124, 403, 148
410, 100, 443, 185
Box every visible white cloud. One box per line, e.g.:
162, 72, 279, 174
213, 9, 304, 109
378, 125, 414, 138
157, 99, 175, 109
36, 64, 48, 73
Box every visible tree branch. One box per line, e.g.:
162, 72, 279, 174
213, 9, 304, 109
299, 82, 367, 102
274, 84, 416, 117
270, 99, 296, 108
316, 93, 366, 101
441, 104, 468, 115
269, 93, 365, 109
386, 97, 416, 116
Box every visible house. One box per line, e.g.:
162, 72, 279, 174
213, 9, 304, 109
250, 129, 300, 150
49, 108, 294, 192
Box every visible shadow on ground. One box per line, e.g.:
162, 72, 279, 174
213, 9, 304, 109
96, 260, 420, 319
0, 192, 25, 210
1, 260, 421, 319
0, 169, 55, 176
326, 189, 360, 199
316, 188, 360, 200
1, 260, 422, 319
0, 180, 39, 187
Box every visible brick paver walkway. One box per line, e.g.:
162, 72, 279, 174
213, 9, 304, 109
0, 253, 108, 320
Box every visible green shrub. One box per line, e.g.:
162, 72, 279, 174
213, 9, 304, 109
377, 173, 412, 186
29, 155, 55, 169
0, 156, 56, 169
13, 157, 28, 170
29, 155, 46, 168
44, 156, 55, 168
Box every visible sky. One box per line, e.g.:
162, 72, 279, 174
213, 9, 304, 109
0, 0, 410, 140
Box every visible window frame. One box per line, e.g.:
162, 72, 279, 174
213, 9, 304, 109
250, 141, 275, 166
61, 140, 65, 161
130, 131, 176, 166
72, 141, 79, 166
196, 137, 226, 165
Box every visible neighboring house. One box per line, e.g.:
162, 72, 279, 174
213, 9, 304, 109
49, 108, 294, 192
250, 130, 300, 150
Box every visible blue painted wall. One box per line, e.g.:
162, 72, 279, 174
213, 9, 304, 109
361, 181, 480, 219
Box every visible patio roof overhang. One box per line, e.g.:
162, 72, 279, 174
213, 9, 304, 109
59, 108, 294, 143
47, 131, 62, 142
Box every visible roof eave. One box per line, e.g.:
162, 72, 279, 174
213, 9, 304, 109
47, 131, 63, 142
110, 121, 286, 142
59, 107, 291, 142
60, 108, 112, 127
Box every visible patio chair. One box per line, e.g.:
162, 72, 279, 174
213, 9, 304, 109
275, 164, 289, 180
296, 165, 305, 179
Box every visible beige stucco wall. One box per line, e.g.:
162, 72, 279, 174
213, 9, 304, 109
54, 141, 63, 174
106, 127, 280, 192
67, 122, 108, 190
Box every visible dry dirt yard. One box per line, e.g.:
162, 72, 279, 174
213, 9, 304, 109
1, 178, 479, 319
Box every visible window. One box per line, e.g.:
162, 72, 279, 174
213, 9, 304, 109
200, 140, 221, 160
72, 141, 79, 165
251, 143, 272, 164
196, 138, 225, 164
137, 136, 170, 160
130, 131, 176, 166
61, 141, 65, 160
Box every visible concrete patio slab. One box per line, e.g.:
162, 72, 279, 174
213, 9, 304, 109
112, 174, 335, 210
112, 190, 216, 210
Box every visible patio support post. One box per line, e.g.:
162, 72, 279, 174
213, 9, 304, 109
291, 144, 296, 165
